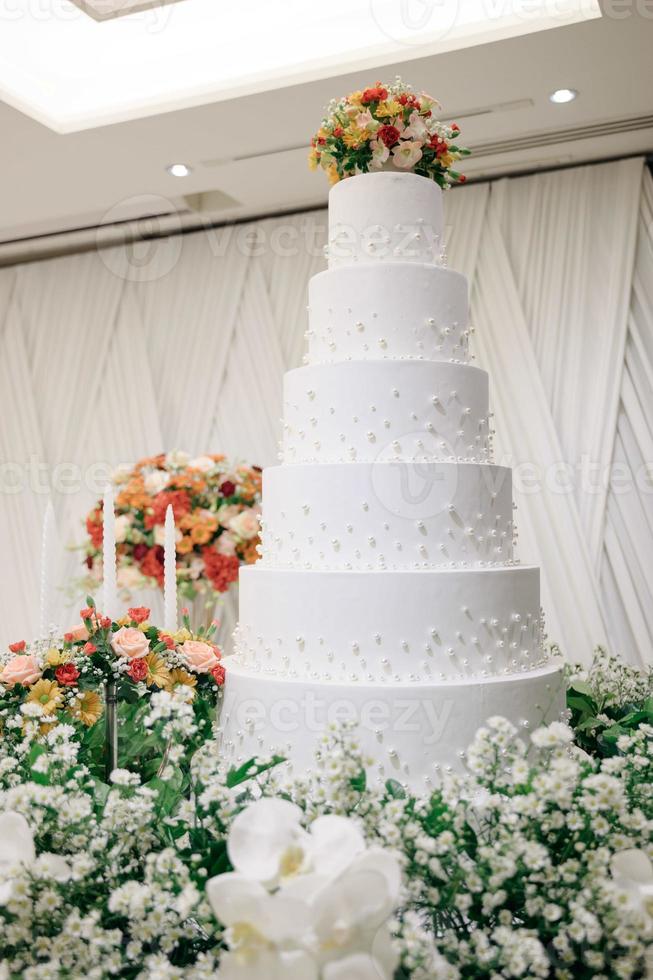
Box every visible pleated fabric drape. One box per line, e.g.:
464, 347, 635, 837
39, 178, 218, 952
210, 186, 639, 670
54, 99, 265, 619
0, 159, 649, 667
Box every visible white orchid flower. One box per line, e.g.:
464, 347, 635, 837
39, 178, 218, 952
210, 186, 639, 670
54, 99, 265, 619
226, 799, 365, 889
322, 952, 394, 980
209, 799, 402, 980
611, 849, 653, 922
308, 850, 400, 977
218, 949, 318, 980
0, 810, 71, 904
206, 873, 313, 951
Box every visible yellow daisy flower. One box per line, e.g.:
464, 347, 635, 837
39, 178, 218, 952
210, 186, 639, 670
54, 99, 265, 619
26, 680, 64, 716
70, 690, 103, 727
168, 668, 197, 699
145, 653, 171, 689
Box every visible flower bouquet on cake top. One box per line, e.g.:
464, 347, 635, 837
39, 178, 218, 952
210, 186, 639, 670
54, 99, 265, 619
309, 77, 470, 186
80, 451, 262, 625
0, 598, 225, 783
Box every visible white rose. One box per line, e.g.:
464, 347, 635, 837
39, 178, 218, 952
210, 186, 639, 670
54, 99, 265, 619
228, 509, 261, 540
165, 450, 190, 469
189, 455, 215, 473
144, 470, 170, 495
154, 525, 182, 547
114, 514, 131, 543
117, 566, 145, 590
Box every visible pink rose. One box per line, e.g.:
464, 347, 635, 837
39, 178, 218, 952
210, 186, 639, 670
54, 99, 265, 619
110, 626, 150, 660
216, 532, 237, 556
181, 640, 220, 674
0, 654, 42, 687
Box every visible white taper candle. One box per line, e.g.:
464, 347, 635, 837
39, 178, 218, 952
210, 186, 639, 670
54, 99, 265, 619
39, 500, 55, 639
102, 486, 118, 620
164, 504, 178, 633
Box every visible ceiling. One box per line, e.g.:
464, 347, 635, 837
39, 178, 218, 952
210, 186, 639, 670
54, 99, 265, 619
1, 1, 652, 257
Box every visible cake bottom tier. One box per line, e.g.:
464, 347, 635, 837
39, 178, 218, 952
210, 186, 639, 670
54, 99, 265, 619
219, 660, 566, 793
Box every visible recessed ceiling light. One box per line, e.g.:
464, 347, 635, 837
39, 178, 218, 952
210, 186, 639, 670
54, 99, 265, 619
167, 163, 192, 177
549, 88, 578, 104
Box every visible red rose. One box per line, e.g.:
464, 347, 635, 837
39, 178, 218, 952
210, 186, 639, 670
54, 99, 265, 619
82, 642, 97, 655
55, 663, 80, 687
133, 543, 148, 561
128, 658, 148, 682
211, 663, 226, 686
220, 480, 236, 497
362, 85, 388, 104
128, 606, 150, 624
8, 641, 26, 653
377, 125, 400, 148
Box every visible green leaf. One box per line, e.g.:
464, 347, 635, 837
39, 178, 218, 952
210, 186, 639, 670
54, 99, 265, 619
226, 756, 285, 788
350, 769, 367, 793
385, 779, 406, 800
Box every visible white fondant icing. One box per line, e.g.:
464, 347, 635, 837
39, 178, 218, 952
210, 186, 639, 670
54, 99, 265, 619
220, 660, 566, 791
234, 565, 544, 683
326, 172, 444, 268
260, 462, 513, 570
219, 171, 560, 789
308, 263, 468, 365
282, 361, 491, 464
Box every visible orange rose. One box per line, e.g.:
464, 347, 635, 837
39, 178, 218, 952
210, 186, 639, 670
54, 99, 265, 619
181, 640, 220, 674
110, 626, 150, 660
1, 654, 42, 687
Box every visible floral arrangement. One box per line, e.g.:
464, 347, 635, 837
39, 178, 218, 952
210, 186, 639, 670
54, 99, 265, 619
0, 650, 651, 977
82, 451, 262, 605
0, 598, 224, 781
309, 78, 470, 187
564, 646, 653, 757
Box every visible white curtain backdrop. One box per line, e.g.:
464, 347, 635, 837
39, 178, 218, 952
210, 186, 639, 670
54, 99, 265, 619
0, 158, 650, 666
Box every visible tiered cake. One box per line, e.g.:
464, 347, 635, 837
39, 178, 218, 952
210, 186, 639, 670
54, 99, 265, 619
220, 171, 565, 791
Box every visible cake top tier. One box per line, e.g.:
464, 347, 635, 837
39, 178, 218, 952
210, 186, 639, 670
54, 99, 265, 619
326, 171, 444, 270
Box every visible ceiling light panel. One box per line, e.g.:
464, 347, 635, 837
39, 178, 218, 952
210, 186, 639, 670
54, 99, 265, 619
0, 0, 601, 133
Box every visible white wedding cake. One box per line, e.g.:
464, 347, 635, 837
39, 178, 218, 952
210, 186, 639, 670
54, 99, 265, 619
220, 170, 565, 791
